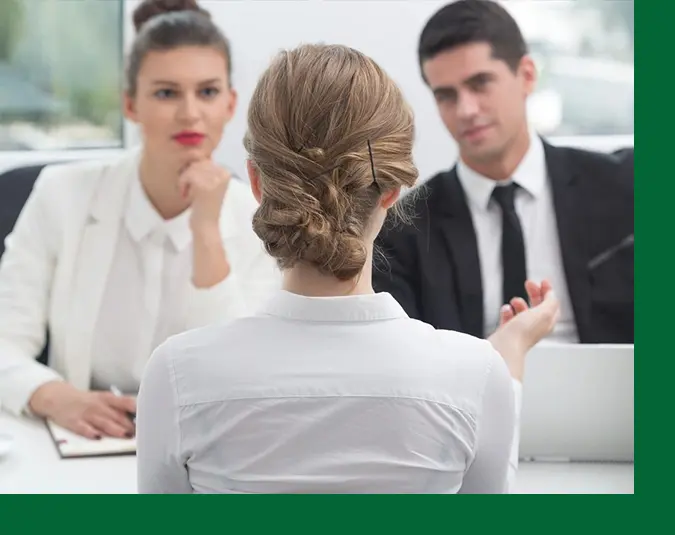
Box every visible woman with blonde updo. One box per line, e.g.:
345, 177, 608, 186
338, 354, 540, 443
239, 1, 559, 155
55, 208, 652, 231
137, 43, 560, 494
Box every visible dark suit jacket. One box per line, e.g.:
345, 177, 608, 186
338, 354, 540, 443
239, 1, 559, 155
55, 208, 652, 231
373, 141, 634, 343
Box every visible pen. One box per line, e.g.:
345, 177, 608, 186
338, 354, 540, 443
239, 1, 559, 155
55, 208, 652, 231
110, 385, 137, 426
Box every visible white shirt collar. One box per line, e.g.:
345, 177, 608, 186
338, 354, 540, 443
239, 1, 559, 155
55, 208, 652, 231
125, 173, 192, 252
457, 129, 547, 211
260, 290, 408, 323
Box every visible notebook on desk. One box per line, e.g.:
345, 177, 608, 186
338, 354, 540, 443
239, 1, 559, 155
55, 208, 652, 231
45, 420, 136, 459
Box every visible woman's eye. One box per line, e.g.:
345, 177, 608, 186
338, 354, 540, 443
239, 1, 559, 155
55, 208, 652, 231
200, 87, 220, 98
154, 89, 175, 99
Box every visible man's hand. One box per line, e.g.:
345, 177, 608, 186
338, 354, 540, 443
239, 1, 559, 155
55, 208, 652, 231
29, 381, 137, 439
488, 280, 560, 382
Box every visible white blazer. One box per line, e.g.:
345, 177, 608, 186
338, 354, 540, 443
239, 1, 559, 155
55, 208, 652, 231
0, 149, 280, 415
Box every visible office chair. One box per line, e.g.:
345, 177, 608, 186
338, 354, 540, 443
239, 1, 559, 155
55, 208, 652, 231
612, 146, 634, 165
0, 161, 68, 365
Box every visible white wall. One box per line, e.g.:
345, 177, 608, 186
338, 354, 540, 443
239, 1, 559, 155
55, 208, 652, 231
1, 0, 633, 178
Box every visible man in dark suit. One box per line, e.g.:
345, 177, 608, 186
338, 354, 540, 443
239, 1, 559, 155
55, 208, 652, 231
373, 0, 634, 343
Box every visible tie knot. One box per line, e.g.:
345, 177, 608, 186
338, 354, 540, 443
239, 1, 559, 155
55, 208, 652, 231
491, 183, 518, 212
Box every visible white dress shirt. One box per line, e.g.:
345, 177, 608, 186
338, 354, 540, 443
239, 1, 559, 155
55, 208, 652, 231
457, 131, 578, 342
137, 290, 522, 494
90, 177, 196, 393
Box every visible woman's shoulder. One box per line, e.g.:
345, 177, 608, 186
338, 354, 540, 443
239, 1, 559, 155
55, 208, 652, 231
34, 150, 137, 198
436, 328, 503, 376
218, 175, 262, 242
224, 175, 257, 213
399, 318, 504, 388
404, 317, 498, 361
145, 316, 263, 380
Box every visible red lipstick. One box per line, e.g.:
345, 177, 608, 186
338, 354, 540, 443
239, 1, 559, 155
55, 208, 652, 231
173, 131, 205, 146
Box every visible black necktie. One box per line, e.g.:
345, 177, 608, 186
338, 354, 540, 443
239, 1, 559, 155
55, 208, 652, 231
491, 183, 528, 304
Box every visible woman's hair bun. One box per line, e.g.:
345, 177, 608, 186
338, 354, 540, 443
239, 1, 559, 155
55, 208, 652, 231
246, 44, 418, 281
132, 0, 210, 32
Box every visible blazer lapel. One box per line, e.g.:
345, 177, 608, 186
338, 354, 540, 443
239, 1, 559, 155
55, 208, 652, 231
64, 153, 137, 390
434, 168, 484, 338
544, 141, 592, 341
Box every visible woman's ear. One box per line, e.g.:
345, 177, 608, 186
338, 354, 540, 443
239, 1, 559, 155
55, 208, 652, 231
224, 88, 238, 124
379, 187, 401, 209
123, 92, 138, 123
247, 160, 262, 204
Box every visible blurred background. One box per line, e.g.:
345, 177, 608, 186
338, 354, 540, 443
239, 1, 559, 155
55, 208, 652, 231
0, 0, 633, 179
0, 0, 124, 151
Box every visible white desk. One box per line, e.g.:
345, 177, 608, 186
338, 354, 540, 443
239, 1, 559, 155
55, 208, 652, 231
0, 412, 633, 494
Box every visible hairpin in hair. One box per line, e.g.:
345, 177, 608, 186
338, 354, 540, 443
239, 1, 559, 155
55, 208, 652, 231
367, 140, 381, 192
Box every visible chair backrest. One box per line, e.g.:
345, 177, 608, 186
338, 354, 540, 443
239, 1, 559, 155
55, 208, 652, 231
0, 163, 51, 257
612, 146, 634, 165
0, 162, 67, 365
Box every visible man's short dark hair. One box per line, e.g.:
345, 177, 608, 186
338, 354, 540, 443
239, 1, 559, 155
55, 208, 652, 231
418, 0, 528, 78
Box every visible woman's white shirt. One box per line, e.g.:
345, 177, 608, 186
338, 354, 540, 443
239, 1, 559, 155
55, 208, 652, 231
137, 290, 521, 494
90, 175, 196, 393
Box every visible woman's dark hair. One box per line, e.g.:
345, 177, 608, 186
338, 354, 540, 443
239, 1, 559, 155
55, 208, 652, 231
126, 0, 232, 96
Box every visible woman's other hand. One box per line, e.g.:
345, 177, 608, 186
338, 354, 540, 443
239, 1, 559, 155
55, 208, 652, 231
29, 381, 137, 439
488, 280, 560, 382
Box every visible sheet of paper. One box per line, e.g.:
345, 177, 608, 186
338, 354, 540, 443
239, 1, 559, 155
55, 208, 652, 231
46, 420, 136, 458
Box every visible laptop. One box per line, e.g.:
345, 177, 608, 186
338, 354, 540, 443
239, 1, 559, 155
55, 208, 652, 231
518, 343, 634, 462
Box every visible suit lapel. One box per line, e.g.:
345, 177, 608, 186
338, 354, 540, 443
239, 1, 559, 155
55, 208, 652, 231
433, 168, 484, 338
544, 141, 592, 341
64, 152, 138, 390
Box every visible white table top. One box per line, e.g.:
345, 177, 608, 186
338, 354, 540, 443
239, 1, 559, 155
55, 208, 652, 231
0, 412, 633, 494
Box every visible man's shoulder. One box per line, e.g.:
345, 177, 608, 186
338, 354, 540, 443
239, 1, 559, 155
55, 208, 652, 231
546, 142, 634, 189
225, 176, 256, 211
377, 168, 458, 245
401, 169, 457, 214
557, 142, 631, 165
415, 168, 457, 197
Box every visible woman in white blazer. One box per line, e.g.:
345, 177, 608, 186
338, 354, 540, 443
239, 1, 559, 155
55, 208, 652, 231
0, 0, 279, 438
136, 43, 559, 494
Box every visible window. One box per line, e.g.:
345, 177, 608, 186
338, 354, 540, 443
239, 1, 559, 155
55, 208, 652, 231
507, 0, 634, 137
0, 0, 124, 150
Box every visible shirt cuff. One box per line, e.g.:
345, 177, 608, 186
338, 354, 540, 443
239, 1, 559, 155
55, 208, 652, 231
1, 365, 63, 417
